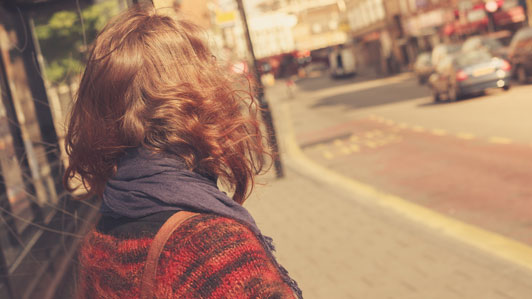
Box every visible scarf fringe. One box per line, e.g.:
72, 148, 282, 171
260, 234, 303, 299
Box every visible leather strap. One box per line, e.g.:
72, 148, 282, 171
140, 211, 198, 299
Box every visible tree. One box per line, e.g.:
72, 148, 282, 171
34, 1, 120, 86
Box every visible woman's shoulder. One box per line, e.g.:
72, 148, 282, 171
164, 212, 263, 255
161, 213, 295, 298
94, 211, 253, 239
80, 212, 295, 298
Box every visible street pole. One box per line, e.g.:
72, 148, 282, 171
235, 0, 284, 178
526, 0, 532, 26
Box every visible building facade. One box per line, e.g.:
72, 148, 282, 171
344, 0, 528, 75
252, 0, 349, 54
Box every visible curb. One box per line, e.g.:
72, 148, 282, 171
273, 96, 532, 272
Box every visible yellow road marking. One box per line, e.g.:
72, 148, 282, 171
489, 137, 512, 144
340, 146, 352, 155
365, 141, 378, 148
397, 123, 409, 129
431, 129, 447, 136
323, 151, 334, 160
279, 101, 532, 272
456, 132, 475, 140
365, 132, 376, 138
350, 144, 360, 152
412, 126, 426, 132
333, 139, 344, 146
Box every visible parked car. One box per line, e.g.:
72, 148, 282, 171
413, 52, 433, 84
508, 27, 532, 84
428, 50, 511, 102
329, 45, 357, 78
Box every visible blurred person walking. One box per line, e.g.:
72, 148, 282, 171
63, 4, 302, 299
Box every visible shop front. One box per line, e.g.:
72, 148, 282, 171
0, 1, 129, 298
402, 8, 448, 66
444, 0, 527, 38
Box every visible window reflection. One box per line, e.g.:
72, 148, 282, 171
0, 0, 128, 279
33, 0, 128, 159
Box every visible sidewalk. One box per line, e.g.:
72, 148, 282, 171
242, 80, 532, 299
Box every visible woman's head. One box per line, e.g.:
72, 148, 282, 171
64, 4, 266, 203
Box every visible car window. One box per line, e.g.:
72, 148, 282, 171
510, 28, 532, 49
484, 38, 503, 50
447, 44, 462, 54
462, 37, 481, 52
463, 36, 502, 53
456, 51, 492, 67
432, 44, 459, 66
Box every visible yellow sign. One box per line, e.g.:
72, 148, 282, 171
216, 10, 237, 26
339, 22, 351, 33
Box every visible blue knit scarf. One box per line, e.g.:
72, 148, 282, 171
101, 147, 302, 298
101, 147, 258, 230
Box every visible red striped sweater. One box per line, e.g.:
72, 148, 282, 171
78, 212, 296, 298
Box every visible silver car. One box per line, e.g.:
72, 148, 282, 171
429, 50, 511, 102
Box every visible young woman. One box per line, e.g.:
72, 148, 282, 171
64, 4, 302, 298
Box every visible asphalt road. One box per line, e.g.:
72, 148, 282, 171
279, 72, 532, 246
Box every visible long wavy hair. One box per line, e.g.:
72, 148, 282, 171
63, 4, 267, 204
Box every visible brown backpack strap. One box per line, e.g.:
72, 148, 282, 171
140, 211, 198, 299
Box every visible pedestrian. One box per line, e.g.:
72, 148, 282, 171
64, 4, 302, 299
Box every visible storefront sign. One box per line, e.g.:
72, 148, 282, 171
494, 5, 526, 25
215, 10, 237, 28
362, 31, 380, 42
404, 9, 445, 36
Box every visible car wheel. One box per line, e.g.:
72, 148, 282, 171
517, 65, 528, 84
448, 85, 460, 102
503, 85, 511, 91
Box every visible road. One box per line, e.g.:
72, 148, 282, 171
277, 72, 532, 246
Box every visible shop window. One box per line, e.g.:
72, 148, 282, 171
0, 1, 128, 297
0, 10, 50, 268
33, 0, 128, 144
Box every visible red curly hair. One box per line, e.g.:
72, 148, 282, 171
63, 4, 267, 204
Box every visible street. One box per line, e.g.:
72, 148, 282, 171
278, 72, 532, 246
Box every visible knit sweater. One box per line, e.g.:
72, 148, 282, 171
78, 211, 296, 298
